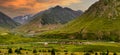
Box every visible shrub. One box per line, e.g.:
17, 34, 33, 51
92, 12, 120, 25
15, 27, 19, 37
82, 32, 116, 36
64, 50, 68, 52
8, 48, 12, 53
100, 52, 106, 55
33, 49, 37, 53
88, 50, 94, 53
39, 50, 41, 52
113, 52, 117, 55
51, 48, 55, 55
65, 52, 68, 55
26, 52, 28, 54
106, 50, 109, 55
19, 47, 23, 50
15, 48, 21, 54
48, 50, 51, 52
84, 52, 91, 55
95, 52, 98, 55
71, 53, 74, 55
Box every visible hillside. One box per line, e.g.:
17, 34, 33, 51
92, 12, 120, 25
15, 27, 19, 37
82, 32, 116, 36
40, 0, 120, 41
0, 12, 19, 29
16, 6, 83, 33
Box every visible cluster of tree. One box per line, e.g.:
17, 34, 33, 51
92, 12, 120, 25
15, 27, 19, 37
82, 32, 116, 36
84, 50, 117, 55
8, 48, 22, 54
6, 48, 118, 55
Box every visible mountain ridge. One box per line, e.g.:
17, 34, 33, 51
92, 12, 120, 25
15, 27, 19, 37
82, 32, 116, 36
39, 0, 120, 41
16, 6, 83, 33
0, 11, 19, 29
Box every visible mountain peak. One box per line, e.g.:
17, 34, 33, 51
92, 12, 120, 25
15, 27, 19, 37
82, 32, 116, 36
17, 6, 83, 32
53, 5, 63, 9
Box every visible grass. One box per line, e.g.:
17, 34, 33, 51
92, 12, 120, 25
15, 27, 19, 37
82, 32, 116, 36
0, 41, 120, 55
0, 33, 120, 54
0, 41, 120, 51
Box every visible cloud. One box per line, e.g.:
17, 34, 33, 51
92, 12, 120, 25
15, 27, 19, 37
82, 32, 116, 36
0, 0, 80, 17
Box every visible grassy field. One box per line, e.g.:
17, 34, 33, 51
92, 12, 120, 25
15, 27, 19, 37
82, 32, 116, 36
0, 41, 120, 55
0, 32, 120, 55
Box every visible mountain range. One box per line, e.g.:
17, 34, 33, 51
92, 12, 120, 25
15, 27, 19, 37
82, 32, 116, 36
16, 6, 83, 33
40, 0, 120, 41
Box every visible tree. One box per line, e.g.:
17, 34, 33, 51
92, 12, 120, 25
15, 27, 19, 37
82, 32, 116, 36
39, 50, 41, 52
106, 49, 109, 55
113, 52, 117, 55
15, 48, 21, 54
19, 47, 23, 50
48, 50, 51, 52
100, 52, 106, 55
64, 50, 68, 52
65, 52, 68, 55
8, 48, 12, 53
71, 53, 74, 55
51, 48, 55, 55
84, 52, 90, 55
95, 52, 98, 55
33, 49, 37, 53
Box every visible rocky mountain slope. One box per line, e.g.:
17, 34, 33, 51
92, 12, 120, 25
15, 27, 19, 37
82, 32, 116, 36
13, 14, 33, 24
17, 6, 83, 33
40, 0, 120, 41
0, 12, 18, 29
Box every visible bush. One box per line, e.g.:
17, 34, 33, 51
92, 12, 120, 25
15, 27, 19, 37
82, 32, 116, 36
71, 53, 75, 55
48, 50, 51, 52
26, 52, 28, 54
65, 52, 68, 55
51, 48, 55, 55
106, 50, 109, 55
88, 50, 94, 53
64, 50, 68, 52
33, 49, 37, 53
113, 52, 117, 55
95, 52, 98, 55
39, 50, 41, 52
15, 48, 21, 54
19, 47, 23, 50
84, 52, 91, 55
8, 48, 12, 53
100, 52, 106, 55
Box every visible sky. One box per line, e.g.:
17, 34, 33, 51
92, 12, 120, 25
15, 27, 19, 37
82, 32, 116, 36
0, 0, 98, 18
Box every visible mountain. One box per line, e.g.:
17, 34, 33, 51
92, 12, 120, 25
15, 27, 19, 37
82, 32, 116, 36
17, 6, 83, 33
40, 0, 120, 41
0, 12, 18, 29
32, 5, 83, 25
13, 14, 33, 24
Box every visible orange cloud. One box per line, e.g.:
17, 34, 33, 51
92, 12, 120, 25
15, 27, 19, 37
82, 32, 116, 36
0, 0, 80, 17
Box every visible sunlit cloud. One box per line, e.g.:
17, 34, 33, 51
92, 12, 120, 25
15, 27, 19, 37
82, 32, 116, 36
0, 0, 80, 17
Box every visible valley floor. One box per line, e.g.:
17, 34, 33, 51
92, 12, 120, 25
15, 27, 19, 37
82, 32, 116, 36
0, 40, 120, 55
